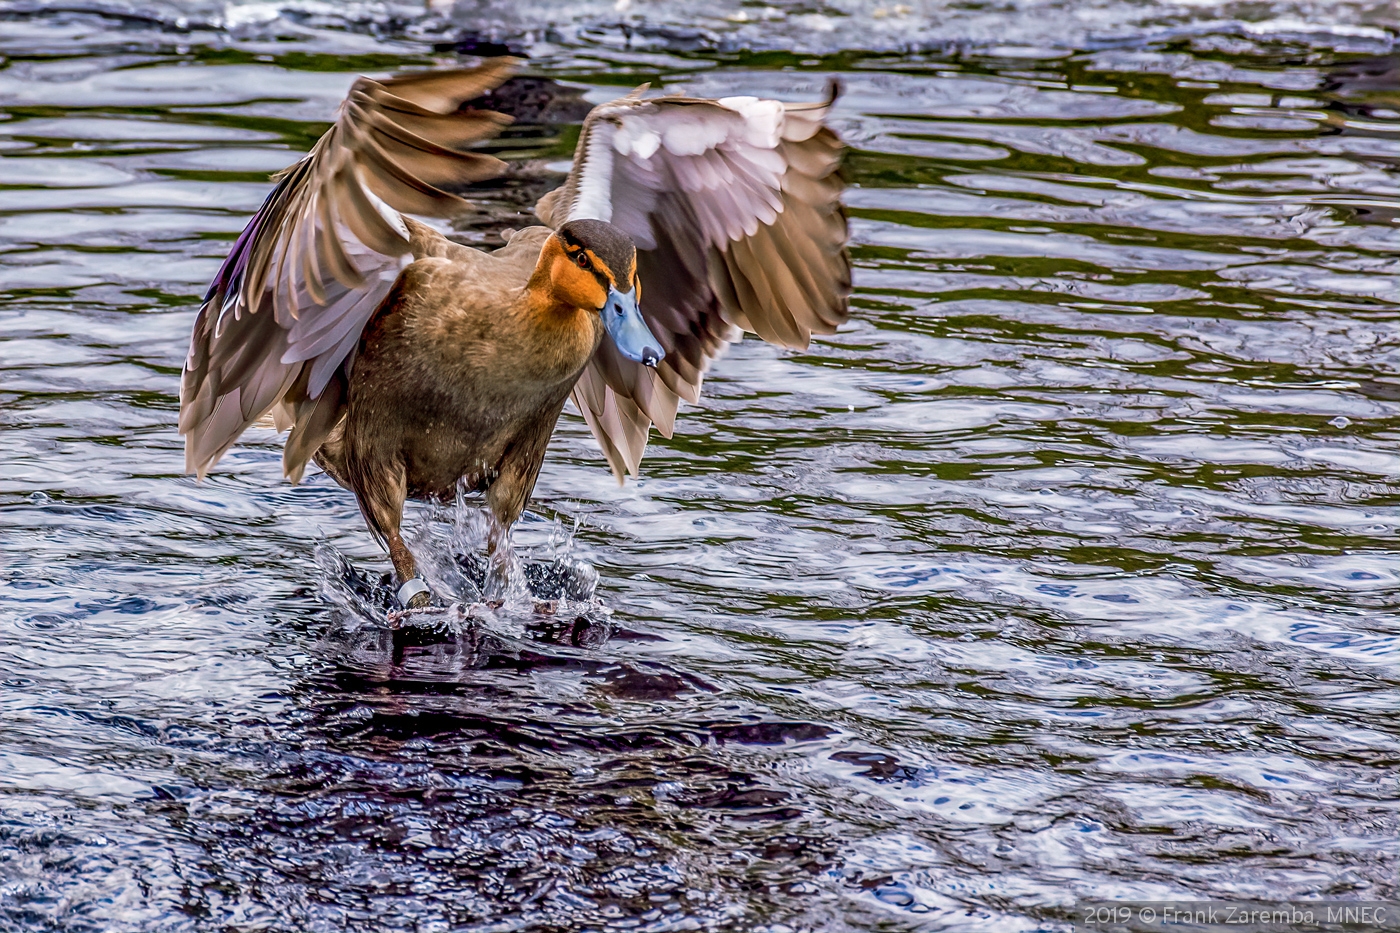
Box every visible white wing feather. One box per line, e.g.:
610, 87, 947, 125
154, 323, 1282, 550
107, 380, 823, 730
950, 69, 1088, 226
546, 87, 850, 480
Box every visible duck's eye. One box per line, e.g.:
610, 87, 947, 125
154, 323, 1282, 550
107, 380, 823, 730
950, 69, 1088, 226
576, 252, 590, 269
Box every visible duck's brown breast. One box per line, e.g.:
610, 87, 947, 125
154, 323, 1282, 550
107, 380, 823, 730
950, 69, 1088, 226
336, 237, 603, 500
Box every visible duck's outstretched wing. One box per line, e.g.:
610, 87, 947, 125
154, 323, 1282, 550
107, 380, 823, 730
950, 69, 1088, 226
180, 59, 517, 481
539, 86, 850, 480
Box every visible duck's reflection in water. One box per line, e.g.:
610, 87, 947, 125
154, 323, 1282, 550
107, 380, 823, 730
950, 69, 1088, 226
173, 544, 843, 930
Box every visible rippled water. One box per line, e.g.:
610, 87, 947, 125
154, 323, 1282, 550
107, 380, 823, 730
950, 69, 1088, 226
1, 4, 1399, 931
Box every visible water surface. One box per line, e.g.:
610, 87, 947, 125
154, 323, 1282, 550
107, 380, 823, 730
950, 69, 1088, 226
1, 4, 1398, 931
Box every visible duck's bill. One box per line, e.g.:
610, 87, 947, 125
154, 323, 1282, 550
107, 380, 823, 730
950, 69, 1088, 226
602, 287, 664, 368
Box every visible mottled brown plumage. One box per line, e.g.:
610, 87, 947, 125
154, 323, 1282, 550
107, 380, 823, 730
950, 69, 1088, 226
180, 59, 849, 607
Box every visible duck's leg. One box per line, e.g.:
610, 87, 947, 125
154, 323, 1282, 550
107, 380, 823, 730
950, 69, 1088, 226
354, 461, 432, 609
483, 420, 555, 600
482, 512, 515, 602
386, 530, 430, 609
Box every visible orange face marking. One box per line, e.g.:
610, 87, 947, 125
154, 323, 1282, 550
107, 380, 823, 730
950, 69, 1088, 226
530, 229, 640, 318
622, 252, 638, 296
548, 239, 608, 310
571, 244, 641, 295
576, 248, 617, 289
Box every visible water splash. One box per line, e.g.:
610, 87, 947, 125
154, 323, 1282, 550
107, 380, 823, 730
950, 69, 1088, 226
311, 495, 610, 676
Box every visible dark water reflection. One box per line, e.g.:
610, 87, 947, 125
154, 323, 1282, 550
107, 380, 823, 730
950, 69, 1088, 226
1, 5, 1398, 931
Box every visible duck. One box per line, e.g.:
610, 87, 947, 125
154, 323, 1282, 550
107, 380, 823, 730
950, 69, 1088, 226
179, 58, 850, 609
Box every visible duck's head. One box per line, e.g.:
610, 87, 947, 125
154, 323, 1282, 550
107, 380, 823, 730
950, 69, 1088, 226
542, 219, 664, 368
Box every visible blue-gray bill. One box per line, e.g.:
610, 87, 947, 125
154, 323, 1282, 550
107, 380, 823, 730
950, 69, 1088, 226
602, 287, 664, 368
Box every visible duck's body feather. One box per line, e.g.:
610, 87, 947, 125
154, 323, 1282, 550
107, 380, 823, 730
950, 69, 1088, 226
179, 59, 850, 604
316, 223, 599, 546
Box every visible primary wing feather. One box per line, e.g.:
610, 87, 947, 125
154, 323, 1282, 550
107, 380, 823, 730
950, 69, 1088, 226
545, 88, 850, 479
180, 59, 516, 481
